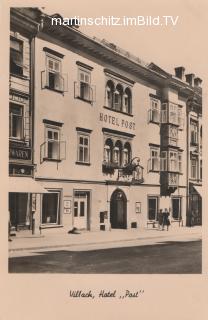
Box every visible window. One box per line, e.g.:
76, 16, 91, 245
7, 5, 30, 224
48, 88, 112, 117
75, 67, 95, 102
113, 141, 123, 166
178, 153, 182, 173
161, 102, 183, 127
9, 103, 24, 140
42, 53, 67, 92
123, 88, 132, 114
190, 121, 198, 145
148, 98, 160, 123
104, 138, 113, 163
149, 147, 160, 171
160, 151, 167, 171
169, 103, 178, 125
200, 160, 202, 180
46, 56, 62, 91
148, 196, 158, 221
191, 158, 197, 179
105, 78, 132, 115
40, 123, 66, 162
10, 37, 23, 76
114, 84, 123, 111
106, 80, 114, 109
42, 192, 60, 224
77, 134, 90, 163
46, 128, 60, 160
123, 142, 131, 165
169, 151, 178, 172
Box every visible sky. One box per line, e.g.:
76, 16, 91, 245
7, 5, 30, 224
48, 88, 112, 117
36, 0, 208, 80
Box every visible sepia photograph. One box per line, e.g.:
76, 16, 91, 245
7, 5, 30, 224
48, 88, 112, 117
1, 1, 208, 319
7, 4, 203, 275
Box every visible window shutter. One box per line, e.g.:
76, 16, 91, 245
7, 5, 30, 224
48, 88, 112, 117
24, 110, 30, 145
74, 81, 80, 98
89, 85, 96, 102
40, 142, 46, 163
54, 73, 61, 91
41, 70, 48, 89
148, 109, 152, 123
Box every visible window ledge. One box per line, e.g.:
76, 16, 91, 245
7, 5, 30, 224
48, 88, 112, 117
76, 161, 91, 166
148, 120, 160, 125
103, 106, 134, 117
43, 158, 62, 162
148, 170, 160, 173
40, 224, 64, 229
76, 96, 93, 104
10, 73, 28, 80
44, 86, 64, 94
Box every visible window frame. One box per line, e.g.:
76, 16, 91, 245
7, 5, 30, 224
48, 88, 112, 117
9, 102, 24, 140
41, 190, 61, 225
149, 147, 160, 172
190, 120, 198, 145
190, 157, 198, 179
77, 132, 90, 165
10, 36, 24, 76
45, 125, 60, 161
148, 97, 160, 123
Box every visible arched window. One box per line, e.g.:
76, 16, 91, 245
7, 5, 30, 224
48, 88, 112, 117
123, 88, 132, 114
123, 142, 131, 165
114, 84, 123, 111
104, 138, 113, 163
114, 140, 123, 166
106, 80, 114, 109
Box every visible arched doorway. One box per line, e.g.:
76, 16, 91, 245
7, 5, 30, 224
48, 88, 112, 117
110, 189, 127, 229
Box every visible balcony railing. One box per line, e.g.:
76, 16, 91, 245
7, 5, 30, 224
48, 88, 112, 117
168, 172, 179, 186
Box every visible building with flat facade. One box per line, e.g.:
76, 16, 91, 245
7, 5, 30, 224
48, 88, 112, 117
9, 8, 202, 234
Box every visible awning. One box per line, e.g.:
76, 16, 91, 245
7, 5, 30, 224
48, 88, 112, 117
193, 185, 202, 197
9, 177, 49, 193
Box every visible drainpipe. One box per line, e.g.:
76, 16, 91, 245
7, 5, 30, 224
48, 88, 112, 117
186, 104, 190, 226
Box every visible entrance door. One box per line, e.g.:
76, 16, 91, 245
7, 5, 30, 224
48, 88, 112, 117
9, 193, 31, 230
148, 196, 158, 221
110, 189, 127, 229
172, 197, 181, 220
73, 192, 88, 229
190, 194, 202, 226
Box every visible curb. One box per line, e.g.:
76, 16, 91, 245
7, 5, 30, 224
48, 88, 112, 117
9, 232, 202, 253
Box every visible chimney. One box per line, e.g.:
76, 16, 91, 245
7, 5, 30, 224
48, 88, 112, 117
174, 66, 185, 81
194, 77, 202, 88
185, 73, 195, 86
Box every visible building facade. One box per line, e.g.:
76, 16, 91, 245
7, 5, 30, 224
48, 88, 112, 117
9, 8, 202, 234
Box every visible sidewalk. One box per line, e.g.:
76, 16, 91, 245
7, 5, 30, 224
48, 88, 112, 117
9, 226, 202, 253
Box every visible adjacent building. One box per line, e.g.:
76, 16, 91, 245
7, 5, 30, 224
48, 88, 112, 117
9, 8, 202, 234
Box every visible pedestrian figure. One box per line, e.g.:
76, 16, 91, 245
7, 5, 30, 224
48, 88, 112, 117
162, 208, 170, 231
158, 209, 163, 230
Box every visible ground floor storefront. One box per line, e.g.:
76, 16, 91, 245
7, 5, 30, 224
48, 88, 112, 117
9, 179, 188, 235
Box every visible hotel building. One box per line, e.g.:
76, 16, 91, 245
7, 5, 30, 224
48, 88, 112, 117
9, 8, 202, 234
